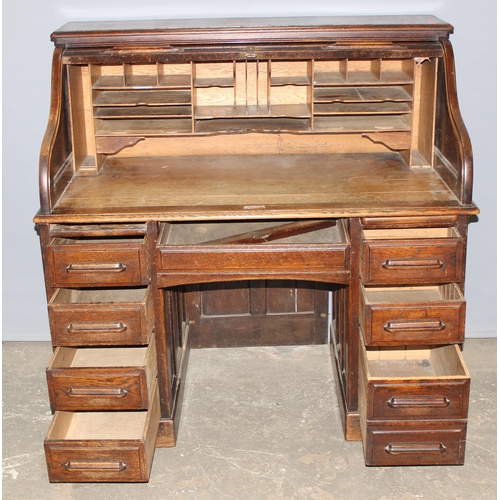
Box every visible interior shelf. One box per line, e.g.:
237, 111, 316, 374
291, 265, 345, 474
94, 90, 192, 107
270, 75, 311, 86
314, 86, 412, 103
195, 117, 311, 134
95, 118, 193, 136
95, 106, 192, 119
194, 77, 235, 88
314, 102, 411, 115
313, 115, 411, 132
195, 104, 311, 119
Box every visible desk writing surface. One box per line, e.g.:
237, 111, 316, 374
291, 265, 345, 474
51, 152, 466, 221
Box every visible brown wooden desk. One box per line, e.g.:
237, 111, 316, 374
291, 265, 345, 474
35, 16, 478, 482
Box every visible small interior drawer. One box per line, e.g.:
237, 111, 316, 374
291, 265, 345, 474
44, 380, 159, 483
156, 220, 350, 286
360, 227, 463, 285
46, 336, 156, 411
360, 284, 466, 345
48, 287, 153, 346
48, 237, 147, 287
359, 339, 470, 422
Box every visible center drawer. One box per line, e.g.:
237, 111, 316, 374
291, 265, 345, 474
48, 237, 147, 287
360, 284, 466, 345
46, 336, 157, 411
360, 227, 463, 285
48, 287, 153, 346
156, 220, 350, 287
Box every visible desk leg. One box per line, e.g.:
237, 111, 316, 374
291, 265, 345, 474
156, 287, 191, 447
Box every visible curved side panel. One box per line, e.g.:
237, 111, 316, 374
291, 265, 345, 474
434, 38, 473, 206
39, 47, 73, 214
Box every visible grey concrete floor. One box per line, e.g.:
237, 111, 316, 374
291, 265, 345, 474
3, 339, 496, 499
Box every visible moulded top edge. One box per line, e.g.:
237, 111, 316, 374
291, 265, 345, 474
51, 15, 454, 46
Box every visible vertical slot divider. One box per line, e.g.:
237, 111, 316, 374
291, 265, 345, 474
371, 59, 382, 81
341, 59, 348, 83
191, 62, 196, 133
233, 60, 237, 115
256, 60, 259, 112
310, 59, 315, 131
267, 60, 271, 115
245, 60, 248, 115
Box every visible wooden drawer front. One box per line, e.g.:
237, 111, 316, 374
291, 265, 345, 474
46, 341, 156, 411
49, 240, 147, 287
361, 228, 463, 285
157, 220, 350, 286
359, 340, 470, 421
44, 382, 159, 483
48, 288, 152, 346
365, 380, 469, 420
363, 421, 468, 466
361, 284, 465, 345
158, 246, 349, 284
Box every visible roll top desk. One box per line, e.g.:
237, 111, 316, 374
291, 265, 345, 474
34, 16, 478, 481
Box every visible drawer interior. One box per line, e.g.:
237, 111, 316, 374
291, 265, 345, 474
362, 227, 459, 240
363, 284, 464, 304
365, 345, 468, 379
47, 411, 148, 441
50, 287, 148, 305
51, 236, 144, 246
49, 346, 149, 369
160, 219, 346, 246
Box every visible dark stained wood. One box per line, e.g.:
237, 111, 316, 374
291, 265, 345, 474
185, 281, 329, 348
434, 40, 473, 205
51, 16, 453, 47
360, 284, 466, 345
35, 16, 478, 478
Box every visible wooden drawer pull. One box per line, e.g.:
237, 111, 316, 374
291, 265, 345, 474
66, 387, 129, 398
385, 442, 447, 455
382, 258, 443, 270
65, 262, 127, 273
64, 459, 127, 472
387, 395, 450, 408
383, 319, 446, 333
67, 322, 128, 333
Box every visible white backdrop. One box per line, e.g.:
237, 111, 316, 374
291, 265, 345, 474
3, 0, 496, 340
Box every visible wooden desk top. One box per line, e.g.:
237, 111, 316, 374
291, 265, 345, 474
36, 152, 477, 223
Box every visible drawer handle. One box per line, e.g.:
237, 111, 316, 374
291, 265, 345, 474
387, 395, 451, 408
66, 387, 129, 398
382, 258, 443, 270
385, 442, 447, 455
383, 319, 446, 333
65, 262, 127, 273
64, 459, 127, 472
67, 322, 128, 333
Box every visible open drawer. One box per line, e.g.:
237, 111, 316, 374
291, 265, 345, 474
46, 336, 157, 411
44, 381, 159, 482
360, 284, 466, 345
48, 287, 153, 346
156, 219, 350, 287
359, 338, 470, 465
360, 227, 463, 285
